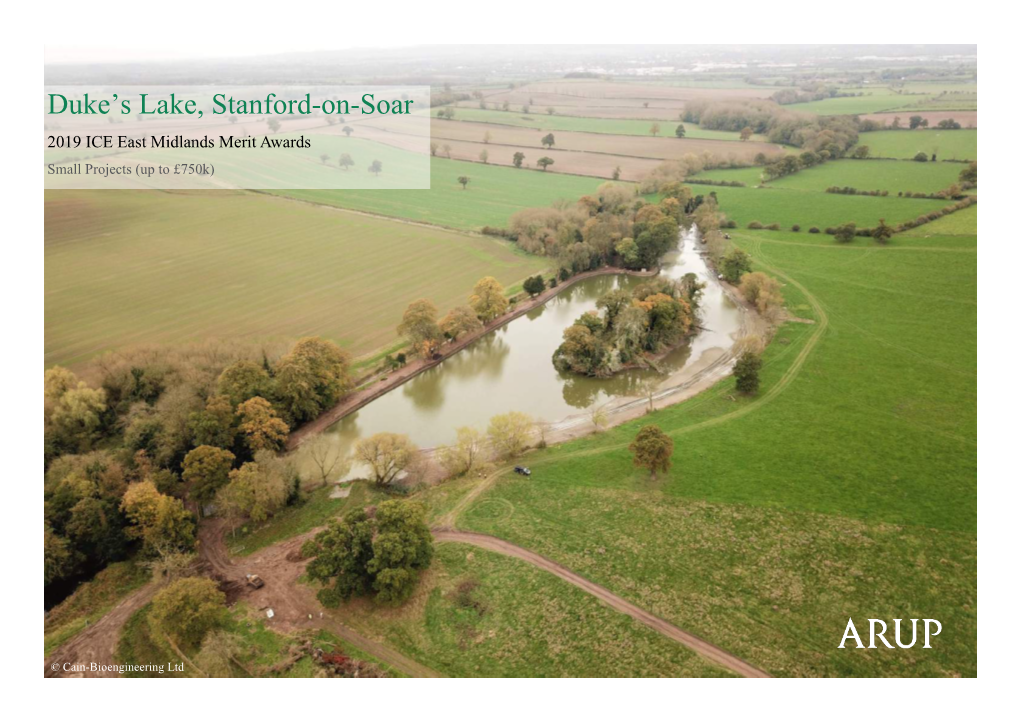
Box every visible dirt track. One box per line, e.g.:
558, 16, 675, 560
432, 529, 770, 678
44, 582, 159, 678
197, 520, 443, 678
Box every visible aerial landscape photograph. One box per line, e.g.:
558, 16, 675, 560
29, 22, 991, 706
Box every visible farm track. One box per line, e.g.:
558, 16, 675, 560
431, 529, 770, 678
44, 582, 159, 678
197, 521, 444, 678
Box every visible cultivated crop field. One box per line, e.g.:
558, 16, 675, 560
45, 190, 548, 366
272, 157, 611, 230
455, 224, 977, 677
860, 130, 977, 161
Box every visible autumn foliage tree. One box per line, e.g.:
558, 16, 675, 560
236, 397, 289, 453
120, 480, 197, 558
354, 433, 418, 485
273, 337, 352, 424
487, 411, 535, 459
629, 425, 674, 480
182, 445, 236, 506
439, 305, 483, 340
739, 272, 785, 320
469, 277, 509, 322
398, 299, 444, 357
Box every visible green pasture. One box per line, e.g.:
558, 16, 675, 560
456, 225, 976, 677
857, 130, 976, 161
273, 157, 612, 231
431, 106, 751, 141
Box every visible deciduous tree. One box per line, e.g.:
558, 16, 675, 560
469, 276, 509, 322
302, 435, 350, 489
216, 460, 288, 525
354, 433, 418, 485
150, 577, 225, 648
439, 305, 483, 340
397, 299, 443, 357
522, 275, 546, 296
487, 411, 534, 459
734, 351, 763, 395
121, 481, 196, 558
437, 426, 485, 476
273, 337, 352, 424
182, 445, 236, 506
236, 397, 289, 453
629, 425, 674, 480
721, 247, 752, 283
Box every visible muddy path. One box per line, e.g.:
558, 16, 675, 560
432, 529, 770, 678
197, 520, 443, 678
44, 582, 159, 678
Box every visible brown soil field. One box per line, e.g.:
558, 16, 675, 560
353, 119, 783, 181
858, 110, 977, 128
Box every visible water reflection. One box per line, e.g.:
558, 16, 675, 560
326, 227, 743, 452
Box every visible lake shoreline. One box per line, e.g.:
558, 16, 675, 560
286, 265, 659, 450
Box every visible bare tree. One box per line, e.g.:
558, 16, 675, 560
303, 435, 350, 489
590, 403, 610, 432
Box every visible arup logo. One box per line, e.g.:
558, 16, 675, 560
839, 618, 942, 649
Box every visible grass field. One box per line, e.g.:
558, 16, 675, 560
431, 107, 752, 141
272, 157, 609, 230
786, 93, 923, 115
767, 159, 964, 195
45, 190, 548, 366
858, 130, 977, 161
698, 159, 965, 196
901, 203, 977, 236
707, 185, 950, 229
454, 225, 976, 677
328, 542, 733, 677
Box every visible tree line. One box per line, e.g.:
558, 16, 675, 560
682, 99, 860, 155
